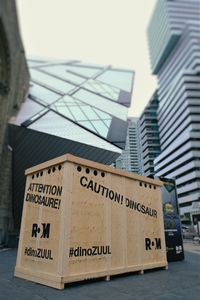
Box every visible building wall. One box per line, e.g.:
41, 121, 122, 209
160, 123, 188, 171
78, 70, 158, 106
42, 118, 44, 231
115, 117, 140, 173
0, 0, 29, 244
138, 92, 161, 177
148, 0, 200, 74
128, 118, 140, 173
148, 0, 200, 222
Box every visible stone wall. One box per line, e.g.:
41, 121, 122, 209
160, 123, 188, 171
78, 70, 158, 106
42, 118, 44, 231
0, 0, 29, 245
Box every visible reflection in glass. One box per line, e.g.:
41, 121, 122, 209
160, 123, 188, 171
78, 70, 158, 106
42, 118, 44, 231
92, 120, 108, 137
83, 79, 119, 101
93, 108, 111, 120
80, 106, 99, 119
78, 120, 97, 133
50, 94, 112, 138
52, 104, 75, 120
103, 119, 112, 127
61, 95, 78, 106
69, 106, 87, 121
74, 89, 128, 121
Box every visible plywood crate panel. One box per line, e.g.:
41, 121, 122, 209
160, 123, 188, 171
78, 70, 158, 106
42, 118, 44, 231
15, 154, 167, 289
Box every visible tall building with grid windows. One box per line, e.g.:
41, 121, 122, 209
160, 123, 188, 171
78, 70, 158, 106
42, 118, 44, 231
138, 92, 160, 177
115, 117, 140, 174
148, 0, 200, 223
9, 58, 134, 229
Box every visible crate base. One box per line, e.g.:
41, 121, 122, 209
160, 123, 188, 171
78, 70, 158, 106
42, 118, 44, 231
15, 261, 167, 289
15, 268, 65, 289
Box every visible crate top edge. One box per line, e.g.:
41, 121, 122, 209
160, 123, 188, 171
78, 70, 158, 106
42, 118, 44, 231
25, 153, 163, 186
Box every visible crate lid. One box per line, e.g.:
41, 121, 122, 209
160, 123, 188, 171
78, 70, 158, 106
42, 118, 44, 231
25, 153, 163, 186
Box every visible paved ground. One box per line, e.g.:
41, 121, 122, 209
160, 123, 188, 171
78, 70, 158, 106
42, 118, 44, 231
1, 241, 200, 300
182, 238, 200, 255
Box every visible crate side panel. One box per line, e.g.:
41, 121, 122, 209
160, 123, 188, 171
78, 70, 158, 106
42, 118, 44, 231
15, 163, 65, 276
124, 178, 143, 268
66, 163, 110, 276
64, 161, 167, 279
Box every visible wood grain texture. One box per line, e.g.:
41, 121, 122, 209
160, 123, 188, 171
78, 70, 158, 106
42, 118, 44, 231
15, 154, 167, 289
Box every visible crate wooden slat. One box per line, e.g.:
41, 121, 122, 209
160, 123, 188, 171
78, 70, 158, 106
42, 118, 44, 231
15, 154, 167, 289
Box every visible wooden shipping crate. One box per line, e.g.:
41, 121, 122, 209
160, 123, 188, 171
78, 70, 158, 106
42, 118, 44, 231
15, 154, 167, 289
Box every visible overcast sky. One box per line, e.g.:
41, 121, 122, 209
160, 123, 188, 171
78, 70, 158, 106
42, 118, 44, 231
16, 0, 157, 117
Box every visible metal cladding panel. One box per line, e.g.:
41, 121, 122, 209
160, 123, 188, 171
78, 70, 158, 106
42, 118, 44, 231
118, 90, 132, 107
107, 117, 128, 149
9, 124, 120, 229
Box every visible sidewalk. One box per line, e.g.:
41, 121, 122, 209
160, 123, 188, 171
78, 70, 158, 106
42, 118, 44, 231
183, 238, 200, 255
0, 241, 200, 300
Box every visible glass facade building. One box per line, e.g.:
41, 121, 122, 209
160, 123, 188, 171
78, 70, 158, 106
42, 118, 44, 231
148, 0, 200, 223
138, 92, 161, 177
115, 117, 140, 174
9, 58, 134, 229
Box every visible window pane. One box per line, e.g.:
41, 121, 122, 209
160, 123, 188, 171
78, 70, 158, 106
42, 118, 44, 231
63, 66, 101, 77
83, 79, 120, 101
80, 106, 99, 119
93, 108, 111, 120
69, 106, 87, 121
62, 95, 78, 106
52, 104, 75, 120
40, 66, 85, 84
30, 83, 60, 104
74, 62, 107, 68
28, 111, 120, 152
78, 120, 97, 133
30, 69, 75, 93
28, 61, 44, 67
97, 70, 133, 92
92, 120, 109, 137
74, 89, 127, 121
103, 119, 112, 127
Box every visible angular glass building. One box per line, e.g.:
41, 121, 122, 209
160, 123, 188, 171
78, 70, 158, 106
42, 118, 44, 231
9, 58, 134, 229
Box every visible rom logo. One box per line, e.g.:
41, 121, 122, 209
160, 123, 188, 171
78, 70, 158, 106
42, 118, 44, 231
32, 223, 50, 238
145, 238, 161, 250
